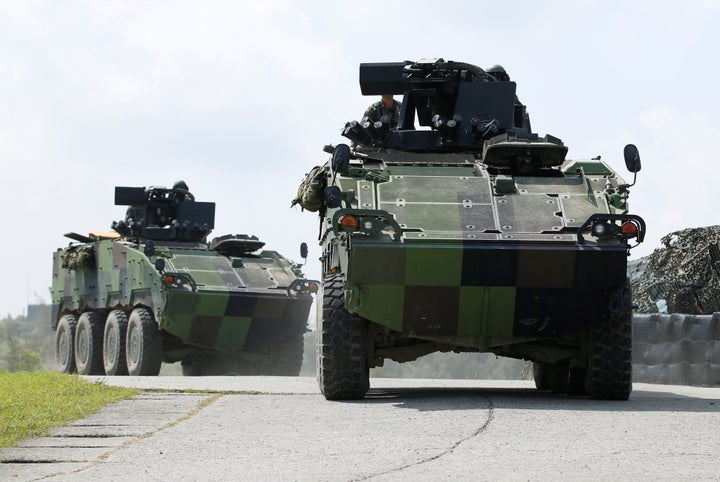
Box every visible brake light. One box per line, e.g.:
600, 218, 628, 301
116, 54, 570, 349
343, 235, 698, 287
621, 221, 639, 238
340, 215, 358, 229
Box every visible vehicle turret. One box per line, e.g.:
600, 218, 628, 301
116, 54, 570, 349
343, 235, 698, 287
111, 184, 214, 242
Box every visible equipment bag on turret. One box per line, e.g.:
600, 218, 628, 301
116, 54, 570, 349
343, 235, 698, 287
291, 165, 327, 212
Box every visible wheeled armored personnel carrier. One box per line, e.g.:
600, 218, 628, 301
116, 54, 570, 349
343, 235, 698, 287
294, 59, 645, 400
52, 182, 317, 376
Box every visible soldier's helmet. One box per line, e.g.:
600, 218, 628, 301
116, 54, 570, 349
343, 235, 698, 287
486, 64, 510, 82
173, 180, 189, 192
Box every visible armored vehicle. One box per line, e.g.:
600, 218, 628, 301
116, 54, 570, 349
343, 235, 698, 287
294, 59, 645, 400
52, 182, 317, 377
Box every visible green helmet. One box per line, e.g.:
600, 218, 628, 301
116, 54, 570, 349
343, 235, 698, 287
486, 64, 509, 81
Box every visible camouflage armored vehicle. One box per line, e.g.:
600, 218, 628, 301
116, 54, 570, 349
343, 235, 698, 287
294, 59, 645, 400
52, 182, 317, 377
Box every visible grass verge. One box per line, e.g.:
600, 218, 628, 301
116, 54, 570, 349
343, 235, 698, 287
0, 371, 139, 448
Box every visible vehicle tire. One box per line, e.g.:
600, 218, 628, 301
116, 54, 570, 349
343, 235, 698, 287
532, 362, 548, 390
267, 330, 305, 376
533, 362, 568, 393
55, 314, 78, 374
586, 280, 633, 400
75, 312, 105, 375
567, 367, 587, 396
103, 310, 129, 375
126, 307, 163, 376
317, 273, 370, 400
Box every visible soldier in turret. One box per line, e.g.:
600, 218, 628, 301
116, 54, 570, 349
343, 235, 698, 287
363, 94, 402, 129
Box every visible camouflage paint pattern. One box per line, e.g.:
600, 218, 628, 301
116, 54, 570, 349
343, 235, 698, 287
323, 159, 630, 349
51, 239, 313, 351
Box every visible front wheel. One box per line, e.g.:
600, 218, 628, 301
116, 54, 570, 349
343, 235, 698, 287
126, 307, 163, 376
317, 274, 370, 400
586, 281, 633, 400
55, 314, 78, 374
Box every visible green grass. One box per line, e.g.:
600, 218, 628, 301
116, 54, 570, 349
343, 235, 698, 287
0, 371, 139, 448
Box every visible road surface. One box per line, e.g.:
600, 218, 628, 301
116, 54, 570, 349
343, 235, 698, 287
1, 377, 719, 481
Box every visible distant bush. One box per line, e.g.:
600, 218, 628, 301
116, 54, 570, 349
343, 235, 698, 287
0, 305, 55, 372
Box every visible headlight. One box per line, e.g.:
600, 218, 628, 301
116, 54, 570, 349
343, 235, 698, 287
162, 272, 196, 290
332, 209, 403, 241
578, 214, 646, 247
591, 221, 619, 238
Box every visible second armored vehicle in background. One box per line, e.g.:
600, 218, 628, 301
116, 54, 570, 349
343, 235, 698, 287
295, 59, 645, 400
52, 182, 316, 376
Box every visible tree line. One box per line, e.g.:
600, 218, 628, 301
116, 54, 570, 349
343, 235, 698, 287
0, 305, 54, 372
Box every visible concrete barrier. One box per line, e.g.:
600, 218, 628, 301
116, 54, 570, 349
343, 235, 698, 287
632, 312, 720, 386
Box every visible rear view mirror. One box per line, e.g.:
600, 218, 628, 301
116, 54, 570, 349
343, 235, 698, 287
324, 186, 342, 209
623, 144, 641, 173
331, 144, 351, 175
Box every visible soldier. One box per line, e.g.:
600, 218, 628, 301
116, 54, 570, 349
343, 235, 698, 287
363, 94, 402, 129
486, 64, 510, 82
172, 180, 193, 202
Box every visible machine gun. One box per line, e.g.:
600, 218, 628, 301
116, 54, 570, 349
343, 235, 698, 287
111, 185, 215, 242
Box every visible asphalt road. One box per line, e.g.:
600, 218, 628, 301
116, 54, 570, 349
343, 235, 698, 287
2, 377, 719, 481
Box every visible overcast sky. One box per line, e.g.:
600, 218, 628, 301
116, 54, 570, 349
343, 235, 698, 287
1, 0, 718, 318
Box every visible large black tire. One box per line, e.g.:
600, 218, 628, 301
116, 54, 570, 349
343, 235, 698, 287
567, 367, 588, 396
586, 281, 633, 400
533, 362, 569, 393
75, 312, 105, 375
266, 331, 305, 376
103, 310, 129, 375
532, 362, 548, 390
317, 274, 369, 400
126, 307, 163, 376
55, 314, 78, 374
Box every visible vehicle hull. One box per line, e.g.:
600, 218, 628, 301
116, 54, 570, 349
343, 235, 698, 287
51, 239, 313, 353
344, 239, 627, 349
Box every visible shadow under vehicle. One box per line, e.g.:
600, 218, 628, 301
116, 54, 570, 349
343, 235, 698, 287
294, 59, 645, 400
52, 183, 317, 376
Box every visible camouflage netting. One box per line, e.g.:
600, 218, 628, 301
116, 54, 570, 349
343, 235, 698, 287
61, 243, 96, 271
629, 226, 720, 314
